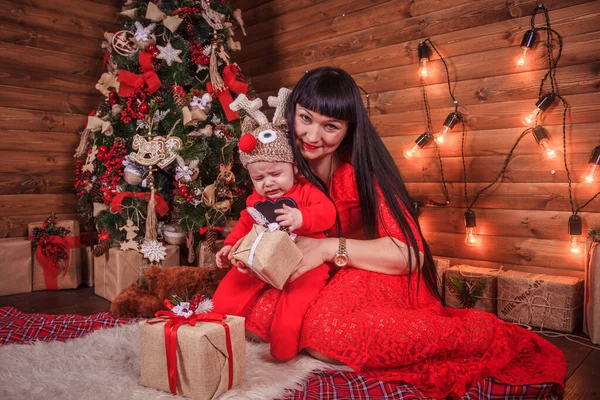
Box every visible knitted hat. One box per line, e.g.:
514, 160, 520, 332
230, 88, 294, 169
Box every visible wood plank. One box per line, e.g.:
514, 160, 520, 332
0, 151, 76, 173
247, 1, 600, 91
371, 92, 600, 136
7, 0, 118, 25
564, 350, 600, 399
240, 0, 331, 26
437, 256, 585, 278
0, 194, 76, 218
0, 287, 111, 315
0, 107, 86, 133
540, 335, 592, 380
418, 207, 600, 241
424, 231, 585, 270
0, 65, 98, 95
405, 182, 600, 212
0, 130, 80, 153
239, 0, 592, 76
0, 172, 75, 195
382, 123, 599, 158
395, 152, 589, 183
0, 85, 102, 115
0, 43, 103, 79
0, 212, 78, 238
233, 0, 272, 12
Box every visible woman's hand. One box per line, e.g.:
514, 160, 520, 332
215, 245, 232, 269
289, 236, 336, 282
227, 237, 252, 274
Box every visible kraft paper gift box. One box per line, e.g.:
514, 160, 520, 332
585, 238, 600, 343
81, 245, 94, 287
433, 257, 450, 301
445, 265, 503, 313
196, 240, 224, 268
497, 270, 584, 333
28, 220, 81, 291
140, 315, 245, 399
94, 245, 180, 302
232, 224, 303, 290
0, 238, 33, 296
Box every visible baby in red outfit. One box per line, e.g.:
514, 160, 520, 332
212, 89, 336, 361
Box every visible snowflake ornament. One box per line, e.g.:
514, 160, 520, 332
133, 22, 156, 42
156, 42, 183, 66
140, 239, 167, 263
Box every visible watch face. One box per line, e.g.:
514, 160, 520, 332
334, 253, 348, 267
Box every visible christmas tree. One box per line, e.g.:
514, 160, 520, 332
74, 0, 251, 262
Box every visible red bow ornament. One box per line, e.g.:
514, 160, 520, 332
110, 192, 169, 217
206, 64, 248, 122
117, 52, 162, 97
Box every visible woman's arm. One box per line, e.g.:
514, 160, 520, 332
289, 236, 424, 282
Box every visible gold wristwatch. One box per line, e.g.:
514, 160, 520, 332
334, 237, 349, 267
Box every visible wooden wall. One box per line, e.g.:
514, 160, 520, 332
0, 0, 119, 237
234, 0, 600, 277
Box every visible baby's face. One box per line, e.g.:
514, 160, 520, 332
247, 161, 295, 199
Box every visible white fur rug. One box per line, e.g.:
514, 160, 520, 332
0, 323, 350, 400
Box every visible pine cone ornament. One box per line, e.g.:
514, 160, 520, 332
181, 17, 196, 40
97, 102, 111, 118
90, 180, 104, 203
205, 227, 218, 253
93, 239, 111, 257
153, 96, 165, 107
173, 90, 188, 109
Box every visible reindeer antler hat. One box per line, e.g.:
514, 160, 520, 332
230, 88, 293, 168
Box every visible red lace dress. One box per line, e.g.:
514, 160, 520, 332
243, 162, 566, 399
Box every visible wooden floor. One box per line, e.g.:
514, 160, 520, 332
0, 287, 599, 399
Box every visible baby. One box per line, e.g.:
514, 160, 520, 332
212, 89, 336, 361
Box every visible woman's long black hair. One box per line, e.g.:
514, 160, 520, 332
285, 66, 440, 303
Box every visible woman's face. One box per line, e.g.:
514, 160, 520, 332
293, 104, 348, 161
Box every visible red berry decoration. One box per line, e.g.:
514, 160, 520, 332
108, 91, 118, 100
177, 185, 189, 197
146, 44, 158, 56
139, 102, 149, 114
238, 133, 257, 153
97, 145, 108, 155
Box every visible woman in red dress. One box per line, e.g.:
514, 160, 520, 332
227, 67, 566, 399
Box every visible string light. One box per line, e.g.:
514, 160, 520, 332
434, 112, 460, 145
517, 29, 536, 66
521, 93, 555, 126
464, 210, 479, 246
404, 132, 433, 159
417, 41, 431, 78
531, 126, 556, 159
568, 214, 582, 254
581, 146, 600, 183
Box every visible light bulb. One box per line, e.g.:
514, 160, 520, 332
522, 107, 541, 126
517, 30, 536, 67
417, 41, 431, 79
434, 126, 449, 144
517, 48, 528, 66
532, 126, 556, 159
568, 214, 582, 255
570, 236, 582, 254
521, 93, 556, 126
539, 140, 556, 159
404, 131, 433, 159
581, 146, 600, 183
434, 112, 460, 145
418, 59, 428, 78
465, 227, 479, 246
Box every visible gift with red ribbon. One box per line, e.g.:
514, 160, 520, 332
117, 52, 162, 97
140, 297, 245, 399
110, 191, 169, 217
206, 64, 248, 122
28, 219, 81, 291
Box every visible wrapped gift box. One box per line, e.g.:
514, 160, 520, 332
81, 245, 94, 287
585, 238, 600, 343
498, 270, 584, 333
196, 240, 224, 268
445, 265, 502, 313
0, 238, 32, 296
94, 245, 180, 302
433, 257, 450, 301
140, 315, 245, 399
232, 224, 302, 290
28, 219, 81, 291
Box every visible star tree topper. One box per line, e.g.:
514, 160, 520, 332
156, 42, 183, 66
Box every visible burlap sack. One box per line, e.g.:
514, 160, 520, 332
433, 257, 450, 301
28, 220, 81, 291
81, 245, 94, 287
585, 238, 600, 343
0, 238, 32, 296
94, 245, 180, 302
497, 270, 583, 333
196, 240, 224, 268
140, 315, 245, 399
445, 265, 502, 313
232, 224, 302, 289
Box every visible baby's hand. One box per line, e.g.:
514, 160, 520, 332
274, 204, 303, 231
215, 245, 233, 269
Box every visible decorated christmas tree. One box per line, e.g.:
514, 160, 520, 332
74, 0, 251, 263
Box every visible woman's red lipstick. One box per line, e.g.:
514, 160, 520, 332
302, 142, 320, 151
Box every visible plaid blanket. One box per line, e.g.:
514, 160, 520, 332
0, 307, 559, 399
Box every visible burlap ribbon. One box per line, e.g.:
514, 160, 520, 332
147, 309, 234, 396
145, 2, 183, 32
206, 64, 248, 122
117, 52, 162, 97
110, 192, 169, 217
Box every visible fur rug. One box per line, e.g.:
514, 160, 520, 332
0, 322, 349, 400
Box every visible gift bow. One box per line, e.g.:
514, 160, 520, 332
117, 52, 162, 97
110, 192, 169, 217
199, 226, 224, 235
189, 93, 212, 110
206, 64, 248, 122
27, 235, 80, 290
147, 310, 234, 395
146, 2, 183, 33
